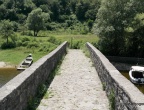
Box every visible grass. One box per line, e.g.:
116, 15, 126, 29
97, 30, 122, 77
82, 44, 90, 58
39, 31, 99, 48
44, 90, 54, 99
0, 30, 99, 65
0, 48, 48, 65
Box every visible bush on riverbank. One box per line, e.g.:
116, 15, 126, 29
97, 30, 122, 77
0, 31, 99, 64
1, 42, 16, 49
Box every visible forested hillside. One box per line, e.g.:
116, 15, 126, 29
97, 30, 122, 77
0, 0, 100, 34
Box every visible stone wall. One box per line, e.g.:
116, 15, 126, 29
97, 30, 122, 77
86, 42, 144, 110
0, 41, 67, 110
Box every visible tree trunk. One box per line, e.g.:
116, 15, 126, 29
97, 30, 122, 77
34, 30, 36, 37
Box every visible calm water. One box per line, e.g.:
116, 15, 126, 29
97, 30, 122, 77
0, 68, 20, 88
121, 71, 144, 94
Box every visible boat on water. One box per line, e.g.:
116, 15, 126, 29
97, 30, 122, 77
17, 54, 33, 70
129, 66, 144, 84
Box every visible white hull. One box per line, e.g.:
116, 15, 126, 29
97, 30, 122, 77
129, 66, 144, 84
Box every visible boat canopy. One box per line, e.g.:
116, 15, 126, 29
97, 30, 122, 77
131, 66, 144, 72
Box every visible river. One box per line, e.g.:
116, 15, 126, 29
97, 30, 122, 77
0, 68, 21, 88
121, 71, 144, 94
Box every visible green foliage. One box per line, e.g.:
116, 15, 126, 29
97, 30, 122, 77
22, 37, 30, 42
70, 39, 84, 49
38, 42, 57, 53
27, 84, 47, 110
27, 42, 39, 48
1, 42, 16, 49
26, 8, 50, 36
82, 45, 90, 58
108, 89, 115, 110
125, 13, 144, 57
102, 82, 106, 91
93, 0, 144, 57
0, 0, 101, 36
0, 19, 14, 44
47, 36, 61, 45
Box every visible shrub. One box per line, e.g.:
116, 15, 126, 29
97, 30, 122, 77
70, 40, 83, 49
1, 42, 16, 49
27, 42, 39, 48
16, 41, 22, 46
22, 41, 29, 47
91, 42, 98, 48
38, 42, 57, 52
108, 89, 115, 110
48, 36, 61, 45
48, 36, 56, 43
21, 31, 33, 36
22, 37, 30, 42
46, 22, 61, 30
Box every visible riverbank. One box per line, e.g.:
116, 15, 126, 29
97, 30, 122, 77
111, 62, 144, 71
0, 62, 16, 68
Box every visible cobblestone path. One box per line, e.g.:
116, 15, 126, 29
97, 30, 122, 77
37, 49, 109, 110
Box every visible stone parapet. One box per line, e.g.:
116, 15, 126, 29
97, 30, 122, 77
86, 42, 144, 110
0, 41, 67, 110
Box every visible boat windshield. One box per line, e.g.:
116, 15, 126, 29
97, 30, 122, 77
132, 71, 144, 78
26, 58, 32, 61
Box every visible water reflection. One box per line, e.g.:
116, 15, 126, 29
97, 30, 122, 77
0, 68, 21, 88
121, 71, 144, 94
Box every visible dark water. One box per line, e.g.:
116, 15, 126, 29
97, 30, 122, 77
0, 68, 20, 88
121, 71, 144, 94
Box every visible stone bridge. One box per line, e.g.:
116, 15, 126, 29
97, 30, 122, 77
0, 41, 144, 110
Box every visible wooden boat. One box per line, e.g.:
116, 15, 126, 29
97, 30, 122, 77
17, 54, 33, 70
129, 66, 144, 84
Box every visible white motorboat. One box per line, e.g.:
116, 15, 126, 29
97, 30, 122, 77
129, 66, 144, 84
17, 54, 33, 70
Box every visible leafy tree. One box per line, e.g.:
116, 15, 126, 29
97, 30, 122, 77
0, 5, 7, 20
93, 0, 138, 56
75, 1, 89, 21
32, 0, 48, 7
0, 19, 14, 44
0, 0, 3, 5
50, 1, 60, 21
26, 8, 50, 36
23, 0, 36, 15
126, 13, 144, 57
59, 0, 71, 15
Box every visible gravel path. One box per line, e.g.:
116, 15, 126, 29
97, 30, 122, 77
37, 49, 109, 110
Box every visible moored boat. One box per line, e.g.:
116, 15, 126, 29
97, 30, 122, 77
129, 66, 144, 84
17, 54, 33, 70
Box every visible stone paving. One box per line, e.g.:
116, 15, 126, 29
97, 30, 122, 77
37, 49, 109, 110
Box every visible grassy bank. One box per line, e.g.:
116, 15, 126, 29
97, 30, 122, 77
0, 31, 99, 65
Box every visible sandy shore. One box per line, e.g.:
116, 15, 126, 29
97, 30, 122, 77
0, 62, 16, 68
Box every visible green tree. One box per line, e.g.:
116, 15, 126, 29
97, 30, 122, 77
75, 0, 89, 21
50, 1, 60, 21
0, 19, 14, 44
126, 13, 144, 57
26, 8, 50, 36
93, 0, 138, 56
0, 5, 7, 20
